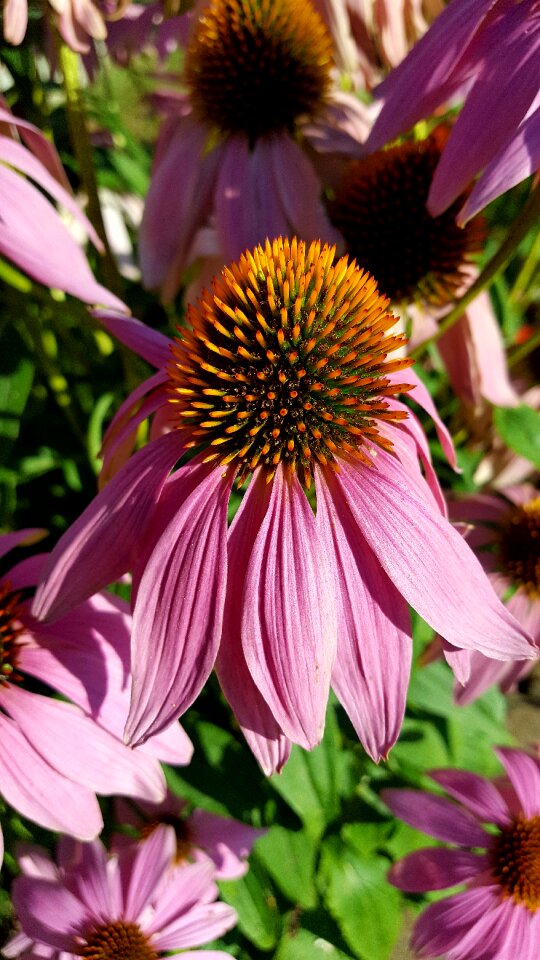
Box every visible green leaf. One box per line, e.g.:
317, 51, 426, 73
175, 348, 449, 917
256, 826, 318, 909
494, 405, 540, 469
0, 326, 34, 466
219, 856, 281, 950
320, 839, 402, 960
270, 701, 341, 837
407, 661, 455, 718
390, 718, 449, 775
275, 925, 355, 960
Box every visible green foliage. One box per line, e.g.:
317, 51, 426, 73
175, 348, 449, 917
494, 405, 540, 470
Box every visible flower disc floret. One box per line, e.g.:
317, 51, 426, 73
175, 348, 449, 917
81, 920, 157, 960
330, 132, 485, 304
499, 498, 540, 597
184, 0, 333, 141
0, 582, 25, 684
491, 815, 540, 912
168, 237, 412, 486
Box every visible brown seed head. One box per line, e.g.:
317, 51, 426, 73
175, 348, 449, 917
491, 815, 540, 912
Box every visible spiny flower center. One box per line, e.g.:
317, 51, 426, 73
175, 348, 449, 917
0, 582, 25, 685
81, 921, 157, 960
184, 0, 333, 141
329, 131, 485, 305
168, 237, 412, 487
491, 815, 540, 912
499, 498, 540, 596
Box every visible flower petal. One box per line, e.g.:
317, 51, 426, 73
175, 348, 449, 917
429, 768, 511, 826
382, 789, 488, 846
93, 311, 172, 369
495, 748, 540, 819
12, 877, 87, 951
121, 824, 176, 921
316, 468, 412, 761
152, 903, 238, 952
335, 453, 535, 661
389, 847, 486, 892
242, 466, 337, 750
411, 886, 503, 959
125, 465, 233, 745
32, 431, 183, 622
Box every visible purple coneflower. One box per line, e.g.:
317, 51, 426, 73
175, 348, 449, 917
6, 827, 237, 959
367, 0, 540, 222
33, 238, 535, 775
384, 747, 540, 959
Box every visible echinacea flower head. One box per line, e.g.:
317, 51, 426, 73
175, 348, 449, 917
329, 130, 485, 306
437, 486, 540, 705
34, 238, 536, 774
0, 530, 193, 866
384, 747, 540, 958
7, 827, 237, 960
367, 0, 540, 222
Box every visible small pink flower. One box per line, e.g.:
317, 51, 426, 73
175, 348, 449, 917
0, 530, 192, 866
367, 0, 540, 222
33, 239, 536, 775
0, 102, 125, 310
113, 791, 264, 879
437, 486, 540, 704
7, 828, 237, 959
384, 747, 540, 959
3, 0, 112, 51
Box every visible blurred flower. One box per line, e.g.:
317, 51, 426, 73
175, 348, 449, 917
329, 129, 516, 409
0, 102, 125, 310
0, 529, 193, 866
367, 0, 540, 222
474, 384, 540, 488
139, 0, 371, 301
2, 0, 131, 52
436, 485, 540, 704
114, 791, 264, 879
384, 747, 540, 959
33, 239, 536, 773
6, 828, 237, 959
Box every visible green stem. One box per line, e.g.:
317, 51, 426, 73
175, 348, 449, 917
58, 42, 123, 297
510, 224, 540, 304
508, 327, 540, 368
410, 184, 540, 360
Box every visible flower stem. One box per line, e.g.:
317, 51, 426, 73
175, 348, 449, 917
58, 42, 123, 297
410, 184, 540, 360
510, 223, 540, 304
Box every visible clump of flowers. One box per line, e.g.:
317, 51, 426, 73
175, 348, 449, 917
33, 238, 535, 776
384, 747, 540, 959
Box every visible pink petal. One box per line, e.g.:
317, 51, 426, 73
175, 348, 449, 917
138, 721, 194, 766
269, 134, 341, 245
12, 877, 87, 951
461, 294, 517, 407
0, 528, 46, 563
217, 470, 292, 775
146, 860, 218, 935
429, 769, 511, 826
125, 465, 233, 745
0, 713, 102, 839
495, 748, 540, 819
460, 102, 540, 222
151, 903, 238, 952
316, 468, 412, 761
390, 366, 457, 470
93, 310, 172, 369
242, 465, 337, 750
454, 650, 527, 706
3, 0, 28, 44
389, 847, 486, 892
32, 431, 183, 622
1, 686, 165, 803
121, 824, 176, 920
382, 789, 488, 846
62, 840, 115, 918
411, 886, 504, 958
139, 116, 222, 298
0, 101, 70, 190
335, 454, 535, 661
189, 810, 264, 880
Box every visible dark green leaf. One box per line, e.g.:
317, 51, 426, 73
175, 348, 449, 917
494, 405, 540, 469
256, 826, 318, 909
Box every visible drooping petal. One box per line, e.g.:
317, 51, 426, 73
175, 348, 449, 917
335, 453, 535, 661
382, 789, 488, 846
389, 366, 457, 469
0, 713, 102, 839
495, 748, 540, 818
62, 841, 114, 919
1, 686, 165, 802
242, 465, 337, 750
32, 431, 184, 622
389, 847, 486, 892
93, 310, 172, 369
0, 528, 45, 563
269, 134, 341, 245
3, 0, 28, 44
217, 471, 292, 775
125, 465, 233, 745
429, 768, 511, 826
316, 469, 412, 761
138, 721, 194, 766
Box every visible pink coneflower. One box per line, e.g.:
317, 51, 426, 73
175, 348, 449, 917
33, 238, 536, 775
0, 102, 124, 310
114, 791, 264, 879
2, 0, 118, 51
384, 747, 540, 959
437, 485, 540, 704
7, 827, 237, 959
366, 0, 540, 223
0, 530, 193, 866
139, 0, 370, 301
